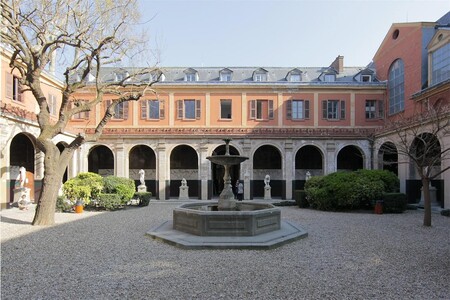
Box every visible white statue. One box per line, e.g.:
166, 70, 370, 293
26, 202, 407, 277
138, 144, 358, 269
18, 166, 28, 188
305, 171, 311, 181
139, 169, 145, 186
264, 174, 271, 187
181, 178, 187, 186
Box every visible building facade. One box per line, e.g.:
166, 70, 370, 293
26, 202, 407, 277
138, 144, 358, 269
1, 13, 449, 209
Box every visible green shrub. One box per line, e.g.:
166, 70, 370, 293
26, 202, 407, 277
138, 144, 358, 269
294, 190, 309, 208
62, 172, 103, 205
97, 193, 122, 210
382, 193, 407, 213
56, 196, 73, 212
134, 192, 152, 206
355, 169, 399, 193
304, 171, 386, 211
102, 176, 135, 204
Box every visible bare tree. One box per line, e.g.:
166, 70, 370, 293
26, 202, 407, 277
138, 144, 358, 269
380, 102, 450, 226
1, 0, 158, 225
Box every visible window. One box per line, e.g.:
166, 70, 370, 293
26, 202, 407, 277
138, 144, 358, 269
177, 99, 201, 120
287, 100, 310, 120
388, 59, 404, 115
365, 100, 384, 119
12, 76, 22, 102
220, 73, 232, 82
185, 73, 197, 82
324, 74, 335, 82
289, 74, 301, 82
322, 100, 345, 120
249, 100, 274, 120
48, 94, 58, 115
254, 73, 267, 82
105, 100, 129, 120
220, 99, 232, 119
362, 75, 372, 82
141, 99, 165, 120
431, 42, 450, 86
72, 100, 90, 120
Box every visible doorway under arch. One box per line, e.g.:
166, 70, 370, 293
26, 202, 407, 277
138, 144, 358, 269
88, 145, 114, 176
170, 145, 198, 198
295, 145, 324, 190
337, 145, 363, 171
129, 145, 157, 197
253, 145, 282, 198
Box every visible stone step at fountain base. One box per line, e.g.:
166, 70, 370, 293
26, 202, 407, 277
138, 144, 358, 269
146, 220, 307, 250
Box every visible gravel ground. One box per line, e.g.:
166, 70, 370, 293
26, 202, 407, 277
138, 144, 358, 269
1, 202, 449, 300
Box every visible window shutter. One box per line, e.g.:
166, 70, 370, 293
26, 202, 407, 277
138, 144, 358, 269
249, 100, 256, 119
160, 100, 165, 119
123, 102, 129, 120
17, 80, 22, 102
5, 73, 13, 99
141, 100, 147, 119
177, 100, 183, 119
305, 100, 310, 119
268, 100, 274, 119
378, 100, 384, 119
196, 100, 201, 119
286, 100, 292, 119
322, 100, 327, 119
340, 100, 346, 119
84, 101, 90, 120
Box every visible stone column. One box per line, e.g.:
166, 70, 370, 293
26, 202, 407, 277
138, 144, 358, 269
243, 139, 252, 200
156, 140, 167, 200
115, 141, 125, 177
325, 142, 336, 175
284, 139, 293, 200
199, 141, 209, 200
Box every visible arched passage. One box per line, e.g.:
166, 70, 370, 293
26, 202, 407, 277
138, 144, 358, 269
170, 145, 198, 198
88, 145, 114, 176
295, 145, 324, 190
211, 144, 240, 197
253, 145, 282, 198
337, 145, 363, 171
129, 145, 157, 197
9, 133, 35, 203
378, 142, 398, 175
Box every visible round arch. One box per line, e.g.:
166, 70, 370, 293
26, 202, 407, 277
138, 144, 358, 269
210, 144, 240, 197
378, 142, 398, 175
169, 144, 199, 198
129, 144, 157, 196
252, 144, 282, 198
337, 145, 364, 171
88, 145, 114, 176
9, 133, 36, 203
294, 145, 324, 189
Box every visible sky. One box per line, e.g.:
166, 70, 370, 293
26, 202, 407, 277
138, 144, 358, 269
138, 0, 449, 68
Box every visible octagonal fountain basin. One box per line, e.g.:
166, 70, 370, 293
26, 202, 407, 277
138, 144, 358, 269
173, 202, 280, 237
147, 201, 308, 249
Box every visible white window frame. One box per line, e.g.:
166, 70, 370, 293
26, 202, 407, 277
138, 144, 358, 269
322, 100, 345, 120
287, 100, 310, 120
220, 99, 232, 119
177, 99, 201, 120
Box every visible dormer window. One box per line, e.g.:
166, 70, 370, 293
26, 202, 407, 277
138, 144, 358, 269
324, 74, 335, 82
362, 75, 372, 82
253, 68, 268, 82
219, 68, 233, 81
184, 68, 198, 82
115, 71, 130, 82
287, 68, 302, 82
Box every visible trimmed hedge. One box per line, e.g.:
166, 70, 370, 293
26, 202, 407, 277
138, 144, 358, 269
134, 192, 152, 206
102, 176, 135, 204
294, 190, 309, 208
382, 193, 407, 213
304, 170, 397, 211
97, 193, 122, 210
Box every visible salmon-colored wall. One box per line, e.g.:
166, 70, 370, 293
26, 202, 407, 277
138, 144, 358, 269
354, 93, 386, 126
317, 93, 351, 127
137, 94, 170, 126
282, 93, 315, 126
246, 93, 278, 127
209, 93, 242, 126
373, 24, 426, 118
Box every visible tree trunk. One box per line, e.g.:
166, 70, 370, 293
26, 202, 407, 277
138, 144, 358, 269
32, 172, 63, 225
421, 178, 432, 227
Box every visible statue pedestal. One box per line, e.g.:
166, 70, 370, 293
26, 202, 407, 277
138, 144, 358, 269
264, 186, 272, 200
137, 185, 147, 193
14, 187, 31, 210
179, 186, 189, 200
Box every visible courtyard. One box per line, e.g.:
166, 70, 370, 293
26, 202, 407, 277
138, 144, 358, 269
1, 202, 449, 299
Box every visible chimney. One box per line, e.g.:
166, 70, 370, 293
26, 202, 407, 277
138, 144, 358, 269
330, 55, 344, 73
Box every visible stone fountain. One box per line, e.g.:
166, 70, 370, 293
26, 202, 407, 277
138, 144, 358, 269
147, 139, 307, 249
